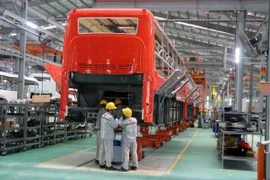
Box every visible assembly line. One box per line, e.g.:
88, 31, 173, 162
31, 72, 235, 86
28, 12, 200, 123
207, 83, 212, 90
0, 1, 270, 180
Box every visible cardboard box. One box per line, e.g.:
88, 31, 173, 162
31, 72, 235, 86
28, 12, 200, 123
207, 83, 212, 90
32, 95, 51, 104
247, 150, 256, 158
217, 135, 238, 150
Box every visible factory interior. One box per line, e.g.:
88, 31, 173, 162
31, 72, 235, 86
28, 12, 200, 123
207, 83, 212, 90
0, 0, 270, 180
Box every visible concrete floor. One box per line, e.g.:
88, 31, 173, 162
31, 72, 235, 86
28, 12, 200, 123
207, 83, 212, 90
0, 128, 257, 180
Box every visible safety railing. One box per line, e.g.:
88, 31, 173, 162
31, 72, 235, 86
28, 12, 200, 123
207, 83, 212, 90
155, 40, 178, 77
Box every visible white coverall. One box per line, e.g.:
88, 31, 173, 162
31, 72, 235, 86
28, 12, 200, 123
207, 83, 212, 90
99, 112, 118, 167
95, 107, 106, 161
120, 117, 139, 170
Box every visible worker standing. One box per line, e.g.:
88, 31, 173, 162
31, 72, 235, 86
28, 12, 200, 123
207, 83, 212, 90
95, 99, 107, 164
114, 98, 123, 119
99, 102, 118, 170
119, 107, 139, 172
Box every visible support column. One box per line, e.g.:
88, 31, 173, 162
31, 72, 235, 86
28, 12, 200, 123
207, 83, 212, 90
223, 46, 227, 69
13, 57, 19, 74
17, 0, 27, 99
248, 65, 254, 122
235, 8, 246, 112
265, 1, 270, 178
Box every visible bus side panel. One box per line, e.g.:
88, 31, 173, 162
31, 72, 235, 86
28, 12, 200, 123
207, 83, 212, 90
60, 70, 69, 119
143, 75, 153, 123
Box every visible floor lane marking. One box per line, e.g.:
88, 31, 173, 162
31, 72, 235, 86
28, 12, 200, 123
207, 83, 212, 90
166, 129, 200, 174
38, 146, 96, 166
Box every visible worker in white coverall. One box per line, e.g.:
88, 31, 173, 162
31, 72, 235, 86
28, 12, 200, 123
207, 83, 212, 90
95, 99, 107, 164
114, 98, 123, 119
119, 107, 139, 172
99, 102, 119, 170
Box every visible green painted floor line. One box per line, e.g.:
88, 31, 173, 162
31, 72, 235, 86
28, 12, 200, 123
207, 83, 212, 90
0, 128, 257, 180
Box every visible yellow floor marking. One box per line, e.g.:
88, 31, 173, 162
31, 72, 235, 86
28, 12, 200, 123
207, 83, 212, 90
38, 146, 96, 166
166, 129, 200, 174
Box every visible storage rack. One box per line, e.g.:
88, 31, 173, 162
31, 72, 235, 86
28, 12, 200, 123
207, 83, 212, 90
218, 127, 261, 168
0, 102, 93, 155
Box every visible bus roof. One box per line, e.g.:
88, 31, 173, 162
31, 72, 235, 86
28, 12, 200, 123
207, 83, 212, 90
68, 8, 152, 17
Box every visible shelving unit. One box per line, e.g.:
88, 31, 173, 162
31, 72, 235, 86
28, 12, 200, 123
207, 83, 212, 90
0, 102, 94, 155
218, 127, 261, 168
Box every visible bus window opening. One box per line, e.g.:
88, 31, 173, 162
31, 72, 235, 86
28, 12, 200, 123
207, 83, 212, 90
78, 17, 138, 34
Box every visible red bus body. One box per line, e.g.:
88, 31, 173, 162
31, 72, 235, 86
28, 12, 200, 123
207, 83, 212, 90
58, 9, 198, 124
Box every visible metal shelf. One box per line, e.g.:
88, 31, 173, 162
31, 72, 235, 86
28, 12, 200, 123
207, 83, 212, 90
218, 127, 261, 168
223, 155, 257, 162
0, 102, 93, 155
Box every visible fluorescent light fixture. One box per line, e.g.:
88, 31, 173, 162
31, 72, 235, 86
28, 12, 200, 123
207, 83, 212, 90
176, 22, 233, 35
235, 47, 240, 63
28, 66, 31, 68
154, 16, 167, 20
26, 21, 38, 29
206, 96, 209, 100
42, 25, 56, 30
62, 22, 66, 26
118, 26, 135, 30
154, 16, 234, 36
10, 33, 16, 36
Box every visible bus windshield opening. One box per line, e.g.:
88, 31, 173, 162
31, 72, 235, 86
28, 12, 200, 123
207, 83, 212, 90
78, 17, 138, 35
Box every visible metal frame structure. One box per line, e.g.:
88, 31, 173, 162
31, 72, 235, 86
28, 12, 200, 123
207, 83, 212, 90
218, 127, 261, 168
0, 102, 92, 155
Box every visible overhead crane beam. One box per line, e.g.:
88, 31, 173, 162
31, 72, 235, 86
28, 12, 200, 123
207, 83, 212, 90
0, 44, 60, 66
185, 61, 224, 69
93, 0, 269, 12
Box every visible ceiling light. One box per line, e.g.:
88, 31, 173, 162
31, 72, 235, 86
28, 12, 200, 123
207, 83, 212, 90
26, 21, 38, 29
118, 26, 135, 30
62, 22, 66, 26
43, 25, 56, 30
154, 16, 233, 36
10, 33, 16, 36
154, 16, 167, 20
235, 47, 240, 63
175, 22, 233, 36
28, 66, 31, 68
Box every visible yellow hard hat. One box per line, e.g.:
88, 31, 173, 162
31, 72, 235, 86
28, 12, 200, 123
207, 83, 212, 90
122, 107, 132, 118
106, 102, 117, 110
114, 99, 122, 106
100, 99, 108, 105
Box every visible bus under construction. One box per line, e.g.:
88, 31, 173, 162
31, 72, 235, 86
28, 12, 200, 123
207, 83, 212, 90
46, 9, 202, 159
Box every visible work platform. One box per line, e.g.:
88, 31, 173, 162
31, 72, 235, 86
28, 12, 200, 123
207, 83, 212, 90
0, 128, 257, 180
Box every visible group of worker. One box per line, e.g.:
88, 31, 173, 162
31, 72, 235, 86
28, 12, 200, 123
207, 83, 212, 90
94, 99, 139, 172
